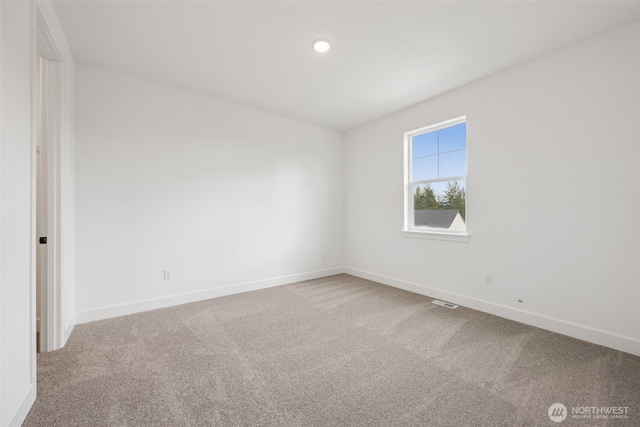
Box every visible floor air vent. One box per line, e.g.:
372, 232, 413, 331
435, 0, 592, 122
432, 299, 458, 309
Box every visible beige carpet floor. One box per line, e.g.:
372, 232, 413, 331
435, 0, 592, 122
24, 274, 640, 426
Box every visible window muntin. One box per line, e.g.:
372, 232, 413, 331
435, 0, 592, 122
405, 117, 467, 234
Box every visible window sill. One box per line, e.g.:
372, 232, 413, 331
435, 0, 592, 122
402, 230, 470, 243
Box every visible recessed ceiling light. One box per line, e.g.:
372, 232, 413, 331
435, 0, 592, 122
312, 38, 331, 53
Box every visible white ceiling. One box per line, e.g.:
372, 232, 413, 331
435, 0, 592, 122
52, 1, 640, 131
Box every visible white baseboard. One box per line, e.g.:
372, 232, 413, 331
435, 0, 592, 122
8, 383, 36, 427
345, 267, 640, 357
75, 267, 345, 324
63, 318, 75, 345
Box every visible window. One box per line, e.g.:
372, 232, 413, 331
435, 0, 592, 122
404, 116, 467, 240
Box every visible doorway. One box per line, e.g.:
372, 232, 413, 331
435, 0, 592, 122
35, 7, 65, 353
36, 53, 54, 352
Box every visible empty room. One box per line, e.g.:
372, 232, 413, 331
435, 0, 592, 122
1, 0, 639, 426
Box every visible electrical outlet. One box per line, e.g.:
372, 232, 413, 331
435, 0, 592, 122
484, 274, 493, 286
164, 269, 173, 280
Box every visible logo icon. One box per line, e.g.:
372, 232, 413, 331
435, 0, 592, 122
548, 403, 568, 423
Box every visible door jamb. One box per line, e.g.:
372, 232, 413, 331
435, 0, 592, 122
34, 5, 64, 352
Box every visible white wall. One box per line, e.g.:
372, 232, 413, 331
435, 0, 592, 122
344, 22, 640, 356
75, 64, 343, 322
0, 1, 75, 424
0, 2, 35, 424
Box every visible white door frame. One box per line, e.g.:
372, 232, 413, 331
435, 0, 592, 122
34, 6, 64, 352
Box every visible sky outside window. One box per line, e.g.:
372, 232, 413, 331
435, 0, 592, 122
411, 122, 466, 184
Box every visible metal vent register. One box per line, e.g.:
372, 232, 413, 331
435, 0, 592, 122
432, 299, 458, 309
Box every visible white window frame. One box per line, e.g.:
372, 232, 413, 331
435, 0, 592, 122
403, 116, 469, 242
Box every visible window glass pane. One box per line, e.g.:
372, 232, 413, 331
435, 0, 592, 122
430, 181, 449, 195
412, 156, 438, 181
412, 183, 440, 210
412, 132, 438, 158
438, 122, 466, 153
412, 179, 466, 230
439, 150, 466, 178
